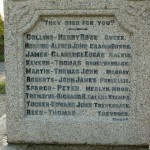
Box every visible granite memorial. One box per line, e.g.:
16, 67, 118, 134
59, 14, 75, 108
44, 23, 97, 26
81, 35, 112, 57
5, 0, 150, 146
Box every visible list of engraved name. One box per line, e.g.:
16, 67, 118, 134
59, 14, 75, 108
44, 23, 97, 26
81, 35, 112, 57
24, 17, 132, 121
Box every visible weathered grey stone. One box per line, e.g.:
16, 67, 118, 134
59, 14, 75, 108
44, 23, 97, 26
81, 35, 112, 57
4, 0, 150, 146
0, 116, 149, 150
0, 115, 6, 146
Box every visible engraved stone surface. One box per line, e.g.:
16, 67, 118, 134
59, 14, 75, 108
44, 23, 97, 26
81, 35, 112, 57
4, 0, 150, 145
24, 16, 132, 121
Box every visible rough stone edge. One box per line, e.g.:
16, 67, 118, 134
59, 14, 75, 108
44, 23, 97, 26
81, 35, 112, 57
0, 95, 6, 118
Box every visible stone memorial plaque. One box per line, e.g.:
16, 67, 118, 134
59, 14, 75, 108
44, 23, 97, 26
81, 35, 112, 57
25, 16, 132, 121
5, 0, 150, 145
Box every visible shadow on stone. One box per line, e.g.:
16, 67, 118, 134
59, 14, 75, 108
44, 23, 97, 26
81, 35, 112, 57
1, 144, 149, 150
